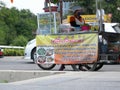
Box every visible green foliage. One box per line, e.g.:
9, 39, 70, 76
3, 48, 24, 56
71, 0, 96, 14
0, 2, 37, 45
102, 0, 120, 22
12, 35, 28, 46
72, 0, 120, 23
0, 80, 8, 83
105, 0, 115, 3
52, 0, 59, 4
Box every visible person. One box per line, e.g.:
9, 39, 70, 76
59, 64, 86, 71
59, 10, 86, 71
70, 9, 85, 31
59, 64, 79, 71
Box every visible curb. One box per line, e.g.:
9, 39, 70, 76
0, 70, 65, 83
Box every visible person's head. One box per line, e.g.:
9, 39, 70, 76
74, 10, 81, 18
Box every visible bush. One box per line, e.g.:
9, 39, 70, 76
11, 35, 28, 46
3, 48, 24, 56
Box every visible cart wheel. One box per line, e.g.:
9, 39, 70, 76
37, 64, 56, 70
72, 64, 88, 71
84, 63, 104, 71
71, 64, 79, 71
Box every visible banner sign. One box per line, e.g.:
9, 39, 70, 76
67, 15, 111, 23
36, 33, 98, 64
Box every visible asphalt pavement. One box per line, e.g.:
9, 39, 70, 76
0, 56, 120, 90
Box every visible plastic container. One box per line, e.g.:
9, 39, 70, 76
81, 25, 90, 31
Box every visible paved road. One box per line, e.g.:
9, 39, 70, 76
0, 56, 120, 71
0, 56, 120, 90
0, 56, 40, 70
0, 56, 64, 71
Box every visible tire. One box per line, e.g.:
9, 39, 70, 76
71, 64, 79, 71
74, 63, 104, 71
94, 63, 104, 71
83, 55, 104, 71
32, 47, 56, 70
37, 64, 56, 70
31, 48, 37, 63
84, 63, 104, 71
71, 64, 87, 71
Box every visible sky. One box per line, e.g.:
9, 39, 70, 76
0, 0, 45, 14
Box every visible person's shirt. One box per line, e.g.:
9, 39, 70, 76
70, 16, 85, 27
75, 17, 84, 25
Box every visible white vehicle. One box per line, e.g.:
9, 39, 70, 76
24, 39, 36, 62
24, 23, 120, 62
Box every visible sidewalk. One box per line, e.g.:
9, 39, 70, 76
0, 70, 65, 83
0, 71, 120, 90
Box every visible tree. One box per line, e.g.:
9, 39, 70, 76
12, 35, 28, 46
0, 1, 6, 7
0, 1, 37, 46
105, 0, 115, 3
102, 0, 120, 22
71, 0, 120, 23
71, 0, 96, 14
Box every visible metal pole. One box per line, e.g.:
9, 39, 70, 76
48, 0, 52, 34
96, 0, 99, 29
96, 0, 98, 13
60, 0, 63, 23
49, 0, 52, 12
99, 0, 103, 32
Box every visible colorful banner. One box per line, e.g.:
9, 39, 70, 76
67, 15, 111, 23
36, 33, 98, 64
